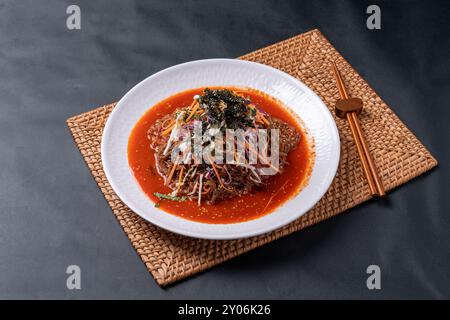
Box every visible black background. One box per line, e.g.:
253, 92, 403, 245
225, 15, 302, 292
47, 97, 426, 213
0, 0, 449, 299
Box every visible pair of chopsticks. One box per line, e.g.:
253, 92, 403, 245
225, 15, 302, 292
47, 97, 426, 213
332, 63, 385, 197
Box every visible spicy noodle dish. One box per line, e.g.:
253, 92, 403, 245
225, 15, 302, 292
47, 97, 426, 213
128, 87, 314, 224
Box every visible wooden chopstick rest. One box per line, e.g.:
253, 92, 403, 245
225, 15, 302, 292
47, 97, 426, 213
335, 98, 363, 119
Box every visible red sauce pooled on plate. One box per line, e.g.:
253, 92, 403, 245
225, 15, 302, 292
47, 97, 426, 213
128, 87, 312, 224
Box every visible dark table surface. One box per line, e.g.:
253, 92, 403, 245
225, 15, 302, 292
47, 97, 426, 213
1, 0, 449, 299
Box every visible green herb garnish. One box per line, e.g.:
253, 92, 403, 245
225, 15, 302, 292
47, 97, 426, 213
154, 203, 161, 208
153, 192, 187, 202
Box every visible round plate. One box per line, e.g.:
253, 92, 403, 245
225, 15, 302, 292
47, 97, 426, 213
102, 59, 340, 240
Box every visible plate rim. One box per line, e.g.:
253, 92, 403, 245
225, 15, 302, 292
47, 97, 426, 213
101, 58, 340, 240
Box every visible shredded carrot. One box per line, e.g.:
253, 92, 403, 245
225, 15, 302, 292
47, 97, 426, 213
163, 101, 197, 136
176, 166, 184, 193
161, 118, 176, 130
162, 123, 176, 136
165, 157, 179, 186
207, 155, 233, 191
185, 101, 199, 122
256, 112, 270, 126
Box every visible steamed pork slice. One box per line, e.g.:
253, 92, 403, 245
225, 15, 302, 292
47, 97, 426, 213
269, 118, 301, 155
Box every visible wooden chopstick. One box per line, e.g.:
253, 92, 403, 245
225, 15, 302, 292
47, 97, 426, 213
346, 112, 378, 195
350, 112, 385, 196
333, 63, 349, 99
332, 62, 385, 196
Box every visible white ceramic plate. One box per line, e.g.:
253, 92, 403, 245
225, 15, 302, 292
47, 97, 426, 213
102, 59, 340, 240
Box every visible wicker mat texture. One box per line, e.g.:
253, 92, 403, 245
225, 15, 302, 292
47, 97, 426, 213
66, 29, 437, 286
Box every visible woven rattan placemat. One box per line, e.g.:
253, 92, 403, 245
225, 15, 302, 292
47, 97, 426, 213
66, 29, 437, 286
